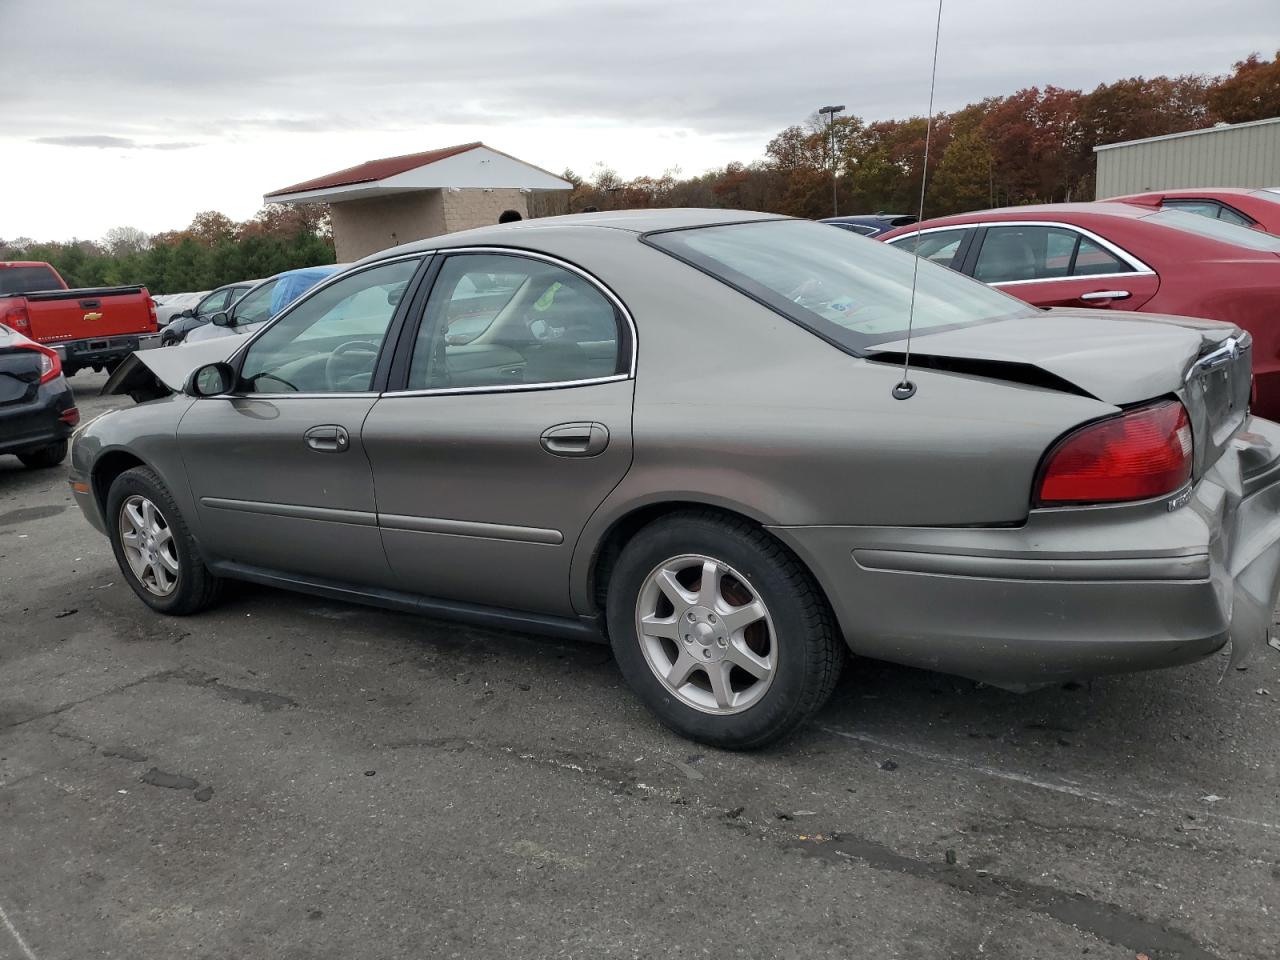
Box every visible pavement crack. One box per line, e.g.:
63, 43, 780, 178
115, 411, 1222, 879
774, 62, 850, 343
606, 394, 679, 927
791, 832, 1223, 960
0, 670, 178, 733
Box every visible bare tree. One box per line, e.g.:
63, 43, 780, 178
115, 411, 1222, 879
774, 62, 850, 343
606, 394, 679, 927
102, 226, 151, 256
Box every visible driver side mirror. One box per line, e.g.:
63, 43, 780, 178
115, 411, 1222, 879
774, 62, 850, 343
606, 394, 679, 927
210, 311, 231, 327
180, 308, 195, 319
185, 361, 236, 397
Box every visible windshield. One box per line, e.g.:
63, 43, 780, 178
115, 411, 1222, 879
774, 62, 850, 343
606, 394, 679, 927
646, 219, 1035, 352
1146, 208, 1280, 251
0, 266, 62, 295
233, 279, 280, 326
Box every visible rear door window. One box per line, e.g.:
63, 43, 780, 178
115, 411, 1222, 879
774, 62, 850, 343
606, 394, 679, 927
884, 228, 970, 269
974, 225, 1133, 282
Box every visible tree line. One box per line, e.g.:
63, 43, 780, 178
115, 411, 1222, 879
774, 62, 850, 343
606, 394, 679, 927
0, 205, 335, 295
558, 51, 1280, 220
4, 51, 1277, 292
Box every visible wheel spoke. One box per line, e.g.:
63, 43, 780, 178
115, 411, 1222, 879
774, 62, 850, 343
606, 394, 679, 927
720, 599, 766, 635
156, 546, 180, 575
697, 559, 722, 608
153, 525, 174, 549
655, 567, 696, 615
141, 499, 156, 534
639, 614, 680, 640
707, 662, 734, 709
121, 529, 140, 547
124, 501, 145, 533
150, 561, 172, 590
726, 639, 771, 680
665, 652, 699, 688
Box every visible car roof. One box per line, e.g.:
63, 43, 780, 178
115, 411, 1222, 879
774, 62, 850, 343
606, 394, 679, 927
360, 209, 786, 263
895, 202, 1156, 232
1108, 187, 1261, 201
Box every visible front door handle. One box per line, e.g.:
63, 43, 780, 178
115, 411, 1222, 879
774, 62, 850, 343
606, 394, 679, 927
1079, 289, 1132, 303
540, 422, 609, 458
304, 424, 350, 453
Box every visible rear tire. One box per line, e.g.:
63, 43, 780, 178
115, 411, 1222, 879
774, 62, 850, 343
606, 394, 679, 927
606, 511, 843, 749
106, 466, 223, 615
18, 440, 68, 469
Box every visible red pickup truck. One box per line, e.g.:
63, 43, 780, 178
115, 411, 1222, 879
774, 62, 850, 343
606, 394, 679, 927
0, 261, 159, 376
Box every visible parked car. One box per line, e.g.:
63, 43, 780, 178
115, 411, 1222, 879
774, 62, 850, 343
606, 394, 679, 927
0, 261, 159, 375
0, 322, 78, 468
183, 266, 342, 344
153, 291, 209, 327
879, 203, 1280, 418
160, 283, 257, 345
1106, 187, 1280, 234
70, 211, 1280, 748
820, 213, 918, 237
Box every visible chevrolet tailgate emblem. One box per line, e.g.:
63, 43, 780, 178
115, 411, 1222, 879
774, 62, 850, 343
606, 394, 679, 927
83, 311, 103, 321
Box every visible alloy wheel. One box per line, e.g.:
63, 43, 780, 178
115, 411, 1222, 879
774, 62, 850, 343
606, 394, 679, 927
634, 554, 776, 715
119, 494, 180, 596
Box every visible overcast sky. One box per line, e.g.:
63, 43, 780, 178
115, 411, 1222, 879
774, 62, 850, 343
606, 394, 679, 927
3, 0, 1274, 241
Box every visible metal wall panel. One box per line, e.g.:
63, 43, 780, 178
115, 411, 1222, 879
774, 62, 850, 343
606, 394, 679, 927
1095, 119, 1280, 197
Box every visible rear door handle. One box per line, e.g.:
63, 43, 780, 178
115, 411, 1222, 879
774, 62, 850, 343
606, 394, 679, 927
304, 424, 350, 453
540, 422, 609, 458
1079, 290, 1132, 303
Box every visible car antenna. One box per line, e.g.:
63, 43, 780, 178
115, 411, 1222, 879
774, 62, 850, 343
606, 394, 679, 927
892, 0, 945, 402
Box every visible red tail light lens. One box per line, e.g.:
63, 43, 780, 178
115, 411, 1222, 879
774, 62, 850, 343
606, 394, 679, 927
1, 300, 32, 335
59, 406, 80, 426
1037, 400, 1193, 506
145, 293, 159, 331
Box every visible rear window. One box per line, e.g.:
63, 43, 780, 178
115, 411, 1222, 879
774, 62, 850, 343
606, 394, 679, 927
1146, 209, 1280, 252
0, 266, 62, 295
645, 219, 1034, 352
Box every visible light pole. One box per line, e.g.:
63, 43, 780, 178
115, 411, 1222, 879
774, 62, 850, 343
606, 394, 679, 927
817, 104, 844, 217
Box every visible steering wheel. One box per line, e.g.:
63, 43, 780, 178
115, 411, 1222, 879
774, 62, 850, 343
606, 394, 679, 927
325, 339, 381, 391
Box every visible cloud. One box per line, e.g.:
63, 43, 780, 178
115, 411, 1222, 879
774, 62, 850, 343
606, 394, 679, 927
35, 135, 138, 148
33, 135, 199, 150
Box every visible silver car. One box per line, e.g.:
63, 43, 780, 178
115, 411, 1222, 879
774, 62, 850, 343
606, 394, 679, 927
71, 210, 1280, 748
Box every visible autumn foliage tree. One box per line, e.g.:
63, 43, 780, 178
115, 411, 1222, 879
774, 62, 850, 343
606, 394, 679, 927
557, 51, 1279, 220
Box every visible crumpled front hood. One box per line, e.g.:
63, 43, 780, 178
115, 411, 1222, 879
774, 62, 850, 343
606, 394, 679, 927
870, 308, 1242, 405
104, 337, 243, 396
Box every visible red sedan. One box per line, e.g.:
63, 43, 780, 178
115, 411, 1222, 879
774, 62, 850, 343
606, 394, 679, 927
879, 203, 1280, 418
1105, 187, 1280, 234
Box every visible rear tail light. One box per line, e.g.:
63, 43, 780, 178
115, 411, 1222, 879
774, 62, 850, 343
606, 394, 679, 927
59, 406, 80, 426
1036, 399, 1193, 506
19, 342, 63, 385
145, 293, 159, 331
1, 299, 32, 335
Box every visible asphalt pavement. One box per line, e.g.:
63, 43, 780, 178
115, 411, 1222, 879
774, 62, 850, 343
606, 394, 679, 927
1, 371, 1277, 960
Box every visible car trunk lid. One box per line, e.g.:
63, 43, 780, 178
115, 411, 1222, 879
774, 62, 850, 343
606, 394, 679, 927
868, 308, 1251, 477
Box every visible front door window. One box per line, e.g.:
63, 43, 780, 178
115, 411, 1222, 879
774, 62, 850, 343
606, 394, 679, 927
238, 259, 419, 394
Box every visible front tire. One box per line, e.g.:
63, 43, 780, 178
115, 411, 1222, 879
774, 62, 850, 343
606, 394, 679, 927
18, 440, 68, 469
106, 466, 222, 615
606, 511, 842, 749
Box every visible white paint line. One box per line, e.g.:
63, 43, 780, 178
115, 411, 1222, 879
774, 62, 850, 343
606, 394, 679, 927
0, 901, 39, 960
819, 725, 1280, 835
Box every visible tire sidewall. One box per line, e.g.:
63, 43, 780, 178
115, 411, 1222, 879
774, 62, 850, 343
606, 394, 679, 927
607, 516, 828, 748
106, 468, 203, 614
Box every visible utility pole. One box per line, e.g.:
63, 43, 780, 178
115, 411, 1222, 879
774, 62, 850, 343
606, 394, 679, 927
818, 104, 845, 217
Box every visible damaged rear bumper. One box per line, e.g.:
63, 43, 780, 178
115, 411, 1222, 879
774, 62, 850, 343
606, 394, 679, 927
769, 415, 1280, 689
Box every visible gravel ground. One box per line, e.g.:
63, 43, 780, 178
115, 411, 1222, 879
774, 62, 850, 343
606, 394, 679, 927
1, 371, 1278, 960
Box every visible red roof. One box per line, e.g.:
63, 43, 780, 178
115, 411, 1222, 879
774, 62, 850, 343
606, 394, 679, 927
265, 142, 484, 198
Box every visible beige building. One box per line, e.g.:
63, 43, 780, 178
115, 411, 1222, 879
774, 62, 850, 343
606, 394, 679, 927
264, 142, 573, 260
1094, 116, 1280, 198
